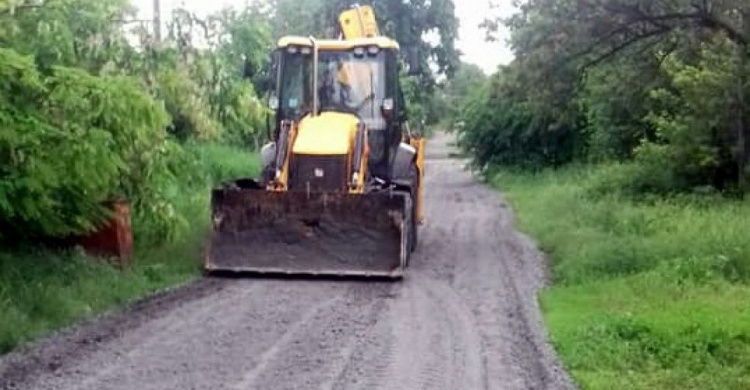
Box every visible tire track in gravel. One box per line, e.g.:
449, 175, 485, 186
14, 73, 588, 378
0, 132, 575, 390
235, 284, 392, 390
231, 294, 346, 390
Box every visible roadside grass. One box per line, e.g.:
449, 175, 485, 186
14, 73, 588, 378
491, 166, 750, 390
0, 143, 259, 355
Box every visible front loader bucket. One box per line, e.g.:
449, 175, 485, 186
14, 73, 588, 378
206, 181, 409, 279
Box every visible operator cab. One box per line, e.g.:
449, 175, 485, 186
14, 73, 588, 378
270, 36, 406, 180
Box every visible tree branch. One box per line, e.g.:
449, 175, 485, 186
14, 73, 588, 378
695, 10, 748, 46
581, 27, 670, 69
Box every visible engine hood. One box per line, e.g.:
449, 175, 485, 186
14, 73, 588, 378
292, 112, 360, 155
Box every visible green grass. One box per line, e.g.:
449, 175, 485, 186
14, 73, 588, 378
491, 166, 750, 390
186, 142, 262, 184
0, 143, 259, 355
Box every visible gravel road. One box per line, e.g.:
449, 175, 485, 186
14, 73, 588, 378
0, 132, 574, 390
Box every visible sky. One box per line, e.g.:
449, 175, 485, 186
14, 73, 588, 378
133, 0, 516, 74
454, 0, 516, 73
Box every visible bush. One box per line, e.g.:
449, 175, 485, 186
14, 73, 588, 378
155, 67, 221, 141
0, 142, 260, 354
458, 69, 584, 170
494, 166, 750, 389
637, 42, 740, 192
131, 142, 260, 248
586, 160, 685, 197
0, 48, 170, 239
186, 143, 261, 184
579, 55, 664, 162
493, 166, 750, 284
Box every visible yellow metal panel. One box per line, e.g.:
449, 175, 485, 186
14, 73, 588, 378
339, 6, 379, 39
277, 36, 399, 50
410, 137, 425, 223
292, 112, 359, 155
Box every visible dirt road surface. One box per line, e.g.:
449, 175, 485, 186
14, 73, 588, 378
0, 133, 574, 390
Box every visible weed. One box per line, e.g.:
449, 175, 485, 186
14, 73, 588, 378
493, 166, 750, 389
0, 144, 259, 354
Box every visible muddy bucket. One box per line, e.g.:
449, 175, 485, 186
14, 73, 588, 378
205, 181, 410, 278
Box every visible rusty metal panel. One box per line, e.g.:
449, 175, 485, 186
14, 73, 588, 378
71, 200, 133, 268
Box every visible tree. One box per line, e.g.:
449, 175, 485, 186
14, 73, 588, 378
507, 0, 750, 188
0, 48, 171, 238
446, 63, 487, 100
0, 0, 133, 72
0, 0, 274, 241
442, 62, 487, 126
580, 52, 666, 160
271, 0, 461, 85
467, 0, 750, 191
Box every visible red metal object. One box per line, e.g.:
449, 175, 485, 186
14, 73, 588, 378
75, 200, 133, 268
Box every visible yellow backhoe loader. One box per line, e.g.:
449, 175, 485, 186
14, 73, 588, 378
205, 6, 425, 278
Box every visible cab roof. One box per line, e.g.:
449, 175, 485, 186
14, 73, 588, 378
277, 36, 400, 51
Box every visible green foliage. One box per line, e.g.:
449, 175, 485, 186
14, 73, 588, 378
0, 48, 170, 238
580, 55, 665, 161
1, 0, 133, 71
462, 0, 750, 193
493, 167, 750, 389
0, 143, 259, 354
466, 4, 750, 387
186, 143, 261, 185
150, 5, 272, 144
401, 75, 428, 126
154, 67, 221, 141
0, 247, 195, 354
543, 278, 750, 390
439, 62, 487, 128
458, 68, 584, 169
202, 6, 273, 146
445, 63, 487, 99
497, 167, 750, 283
582, 41, 745, 195
0, 0, 275, 241
131, 142, 260, 249
638, 41, 741, 191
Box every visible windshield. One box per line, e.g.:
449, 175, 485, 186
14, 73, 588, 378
278, 49, 386, 131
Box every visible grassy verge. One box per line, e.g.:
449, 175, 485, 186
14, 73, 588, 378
0, 143, 259, 355
491, 166, 750, 390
